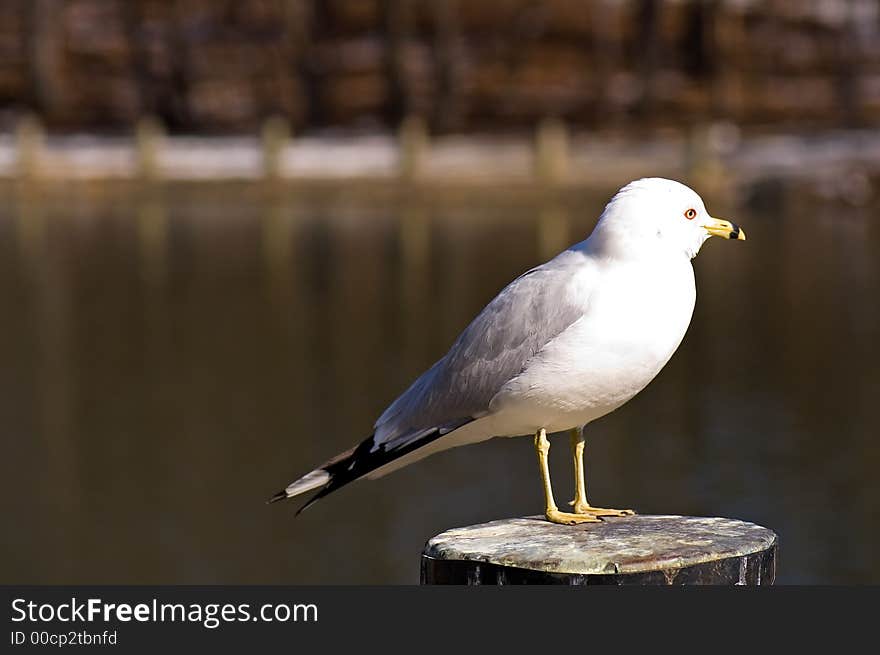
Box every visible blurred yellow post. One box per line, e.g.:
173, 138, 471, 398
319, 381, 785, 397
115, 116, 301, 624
684, 122, 732, 197
534, 117, 569, 187
135, 116, 168, 287
398, 115, 428, 182
260, 115, 293, 297
261, 115, 290, 180
535, 117, 571, 260
15, 115, 48, 277
16, 114, 46, 179
135, 116, 165, 180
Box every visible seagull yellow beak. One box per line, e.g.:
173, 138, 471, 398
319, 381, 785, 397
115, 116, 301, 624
704, 217, 746, 241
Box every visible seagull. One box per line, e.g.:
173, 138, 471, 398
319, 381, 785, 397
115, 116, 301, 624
270, 178, 745, 524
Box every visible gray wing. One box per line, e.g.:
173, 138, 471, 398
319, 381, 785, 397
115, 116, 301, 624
374, 248, 590, 448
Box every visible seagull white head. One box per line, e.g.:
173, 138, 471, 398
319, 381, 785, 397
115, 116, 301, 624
589, 178, 745, 260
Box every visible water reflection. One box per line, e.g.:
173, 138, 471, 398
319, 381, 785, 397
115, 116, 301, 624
0, 179, 877, 584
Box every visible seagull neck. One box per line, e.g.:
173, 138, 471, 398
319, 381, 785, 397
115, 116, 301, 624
585, 231, 680, 265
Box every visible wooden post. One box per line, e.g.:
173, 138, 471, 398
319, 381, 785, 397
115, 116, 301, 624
135, 115, 165, 180
684, 122, 732, 196
261, 115, 290, 180
534, 117, 569, 187
135, 116, 167, 286
16, 114, 46, 179
421, 515, 777, 585
535, 118, 570, 260
398, 115, 428, 182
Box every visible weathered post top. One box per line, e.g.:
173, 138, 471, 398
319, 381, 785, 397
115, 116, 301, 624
421, 515, 777, 585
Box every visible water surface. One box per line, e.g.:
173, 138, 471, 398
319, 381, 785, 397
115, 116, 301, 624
1, 179, 877, 584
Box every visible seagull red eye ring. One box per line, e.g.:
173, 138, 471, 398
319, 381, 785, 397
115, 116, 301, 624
684, 208, 697, 220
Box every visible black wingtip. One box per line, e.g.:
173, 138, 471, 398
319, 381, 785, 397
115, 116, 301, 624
294, 490, 325, 517
266, 489, 288, 505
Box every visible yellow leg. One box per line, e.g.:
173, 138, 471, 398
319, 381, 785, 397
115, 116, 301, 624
534, 428, 600, 525
569, 427, 635, 518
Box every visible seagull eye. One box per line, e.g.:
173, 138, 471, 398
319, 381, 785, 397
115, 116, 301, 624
684, 208, 697, 220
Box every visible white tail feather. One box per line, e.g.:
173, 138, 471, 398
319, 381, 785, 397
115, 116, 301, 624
284, 469, 330, 498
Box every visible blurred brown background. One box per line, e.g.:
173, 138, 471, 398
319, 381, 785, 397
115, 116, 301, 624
0, 1, 879, 586
1, 0, 879, 133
